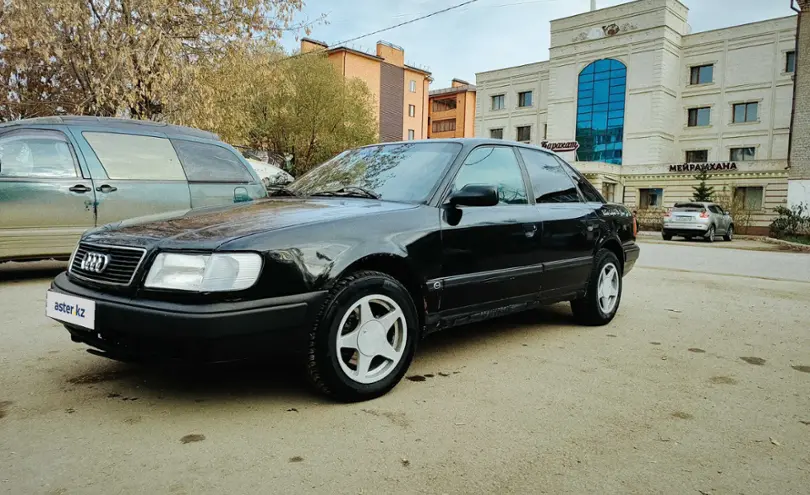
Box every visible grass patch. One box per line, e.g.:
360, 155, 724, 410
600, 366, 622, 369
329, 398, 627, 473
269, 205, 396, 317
782, 235, 810, 245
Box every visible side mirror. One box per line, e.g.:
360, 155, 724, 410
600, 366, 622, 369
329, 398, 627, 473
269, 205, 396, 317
449, 184, 499, 207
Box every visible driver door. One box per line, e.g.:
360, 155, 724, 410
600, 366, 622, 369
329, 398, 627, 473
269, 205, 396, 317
438, 145, 544, 313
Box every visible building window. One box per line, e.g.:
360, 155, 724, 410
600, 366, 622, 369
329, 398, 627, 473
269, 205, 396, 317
732, 102, 758, 123
575, 58, 626, 165
787, 51, 796, 73
407, 129, 415, 140
734, 186, 763, 210
492, 94, 505, 110
432, 98, 456, 112
638, 188, 663, 209
687, 107, 711, 127
518, 91, 533, 107
409, 80, 417, 93
516, 126, 531, 143
490, 128, 504, 139
685, 150, 708, 162
432, 119, 456, 133
408, 104, 415, 117
689, 64, 714, 85
730, 147, 755, 161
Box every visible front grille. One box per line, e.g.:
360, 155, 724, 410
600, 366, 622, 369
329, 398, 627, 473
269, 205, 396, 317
69, 243, 146, 286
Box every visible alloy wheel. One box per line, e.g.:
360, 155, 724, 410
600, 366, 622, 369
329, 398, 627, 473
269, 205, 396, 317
597, 263, 620, 314
335, 294, 407, 384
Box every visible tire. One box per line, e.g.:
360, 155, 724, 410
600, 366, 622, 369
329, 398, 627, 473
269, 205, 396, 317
570, 249, 623, 326
723, 225, 733, 242
305, 270, 419, 402
662, 232, 673, 241
705, 226, 715, 243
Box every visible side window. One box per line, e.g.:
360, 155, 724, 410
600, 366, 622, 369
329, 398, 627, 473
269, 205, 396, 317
83, 132, 185, 180
452, 146, 528, 205
555, 156, 605, 203
172, 140, 253, 183
709, 205, 722, 214
518, 148, 581, 203
0, 130, 78, 178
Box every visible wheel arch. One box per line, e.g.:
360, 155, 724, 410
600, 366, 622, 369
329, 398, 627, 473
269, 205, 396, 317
335, 253, 426, 330
598, 237, 625, 274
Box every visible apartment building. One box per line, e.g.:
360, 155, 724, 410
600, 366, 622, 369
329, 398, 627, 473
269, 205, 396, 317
475, 0, 796, 233
301, 38, 431, 141
427, 79, 477, 138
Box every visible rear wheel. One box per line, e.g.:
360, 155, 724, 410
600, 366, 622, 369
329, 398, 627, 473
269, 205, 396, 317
705, 226, 716, 243
571, 250, 623, 326
305, 271, 418, 402
723, 225, 733, 241
662, 232, 673, 241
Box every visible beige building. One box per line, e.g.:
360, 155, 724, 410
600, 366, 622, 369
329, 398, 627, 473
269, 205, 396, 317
428, 79, 477, 138
301, 38, 431, 141
475, 0, 797, 234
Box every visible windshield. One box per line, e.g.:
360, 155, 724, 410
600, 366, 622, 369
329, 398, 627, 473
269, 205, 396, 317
289, 142, 462, 203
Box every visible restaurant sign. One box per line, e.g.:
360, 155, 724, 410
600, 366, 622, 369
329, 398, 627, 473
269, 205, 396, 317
669, 162, 738, 173
541, 140, 580, 152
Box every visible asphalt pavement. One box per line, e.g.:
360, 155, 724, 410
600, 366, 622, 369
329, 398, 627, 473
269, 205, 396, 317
1, 240, 809, 494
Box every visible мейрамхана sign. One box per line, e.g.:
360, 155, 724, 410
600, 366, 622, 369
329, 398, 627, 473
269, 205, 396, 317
669, 162, 738, 172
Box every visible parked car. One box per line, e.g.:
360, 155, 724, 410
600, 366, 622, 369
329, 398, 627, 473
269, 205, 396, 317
662, 202, 733, 242
245, 158, 294, 188
46, 139, 640, 402
0, 116, 267, 262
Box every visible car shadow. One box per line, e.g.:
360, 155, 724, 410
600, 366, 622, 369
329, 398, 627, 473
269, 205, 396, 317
60, 304, 577, 406
0, 260, 67, 282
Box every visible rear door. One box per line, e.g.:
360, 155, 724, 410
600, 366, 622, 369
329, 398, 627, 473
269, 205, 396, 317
72, 130, 192, 225
171, 139, 267, 208
517, 148, 596, 293
710, 205, 729, 233
0, 128, 96, 260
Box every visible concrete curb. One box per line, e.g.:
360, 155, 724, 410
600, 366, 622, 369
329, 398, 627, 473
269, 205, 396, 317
637, 230, 810, 252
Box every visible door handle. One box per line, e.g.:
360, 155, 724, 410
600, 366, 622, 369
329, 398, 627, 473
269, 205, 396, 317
69, 184, 91, 193
523, 223, 538, 238
96, 184, 118, 193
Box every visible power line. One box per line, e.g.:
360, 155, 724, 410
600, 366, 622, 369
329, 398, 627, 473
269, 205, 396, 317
325, 0, 481, 48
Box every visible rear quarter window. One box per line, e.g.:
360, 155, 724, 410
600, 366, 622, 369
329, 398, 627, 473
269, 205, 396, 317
83, 132, 186, 180
171, 139, 253, 183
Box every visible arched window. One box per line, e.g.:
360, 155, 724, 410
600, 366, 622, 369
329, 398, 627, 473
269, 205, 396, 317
575, 59, 626, 165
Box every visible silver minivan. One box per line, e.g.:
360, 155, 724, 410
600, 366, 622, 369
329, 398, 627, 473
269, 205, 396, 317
0, 116, 267, 262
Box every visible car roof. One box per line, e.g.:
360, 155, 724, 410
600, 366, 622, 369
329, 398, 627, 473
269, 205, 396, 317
355, 138, 555, 154
0, 116, 219, 141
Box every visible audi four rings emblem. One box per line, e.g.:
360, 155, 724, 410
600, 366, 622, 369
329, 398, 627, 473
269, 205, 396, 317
80, 252, 110, 273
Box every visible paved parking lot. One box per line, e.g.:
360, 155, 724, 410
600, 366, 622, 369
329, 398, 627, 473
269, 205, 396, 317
1, 240, 809, 495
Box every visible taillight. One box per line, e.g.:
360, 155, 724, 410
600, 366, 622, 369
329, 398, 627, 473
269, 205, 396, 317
664, 208, 672, 218
700, 210, 709, 218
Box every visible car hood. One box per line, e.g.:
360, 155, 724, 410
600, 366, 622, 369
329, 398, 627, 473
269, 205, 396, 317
82, 198, 417, 250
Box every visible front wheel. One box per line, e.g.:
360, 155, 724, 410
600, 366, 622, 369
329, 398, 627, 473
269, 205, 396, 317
570, 250, 623, 326
305, 271, 419, 402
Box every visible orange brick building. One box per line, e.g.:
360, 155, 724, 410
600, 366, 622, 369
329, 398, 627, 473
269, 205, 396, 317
301, 38, 431, 142
427, 79, 477, 139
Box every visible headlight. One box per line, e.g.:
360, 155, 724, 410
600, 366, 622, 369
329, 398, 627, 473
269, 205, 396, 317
144, 253, 262, 292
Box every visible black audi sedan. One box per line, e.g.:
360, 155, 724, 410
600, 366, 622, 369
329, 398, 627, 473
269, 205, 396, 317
47, 139, 639, 401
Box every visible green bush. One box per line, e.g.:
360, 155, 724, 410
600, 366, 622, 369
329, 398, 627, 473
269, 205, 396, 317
770, 203, 810, 238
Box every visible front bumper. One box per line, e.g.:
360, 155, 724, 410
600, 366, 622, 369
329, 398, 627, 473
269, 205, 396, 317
49, 272, 326, 363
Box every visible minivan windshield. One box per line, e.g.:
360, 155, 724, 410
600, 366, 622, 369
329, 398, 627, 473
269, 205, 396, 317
289, 142, 462, 203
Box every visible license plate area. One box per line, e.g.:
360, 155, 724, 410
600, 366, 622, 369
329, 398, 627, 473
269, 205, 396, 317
46, 291, 96, 330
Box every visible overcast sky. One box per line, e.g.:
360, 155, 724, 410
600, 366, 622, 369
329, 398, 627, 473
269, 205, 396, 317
281, 0, 796, 89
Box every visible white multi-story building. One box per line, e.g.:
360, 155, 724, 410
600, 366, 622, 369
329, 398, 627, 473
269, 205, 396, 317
475, 0, 796, 233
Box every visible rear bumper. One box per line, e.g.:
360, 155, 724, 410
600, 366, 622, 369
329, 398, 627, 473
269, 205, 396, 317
663, 223, 710, 236
49, 272, 326, 363
623, 243, 640, 275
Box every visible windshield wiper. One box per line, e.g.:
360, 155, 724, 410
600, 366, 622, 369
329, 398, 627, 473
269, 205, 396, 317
266, 186, 300, 197
310, 186, 381, 200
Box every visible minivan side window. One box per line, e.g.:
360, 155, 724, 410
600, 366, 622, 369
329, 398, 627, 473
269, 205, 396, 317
171, 139, 253, 183
83, 132, 186, 180
0, 130, 78, 178
451, 146, 528, 205
518, 148, 581, 203
554, 156, 605, 203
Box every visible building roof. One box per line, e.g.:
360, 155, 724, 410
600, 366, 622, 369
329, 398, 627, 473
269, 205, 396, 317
0, 116, 220, 140
430, 84, 476, 96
